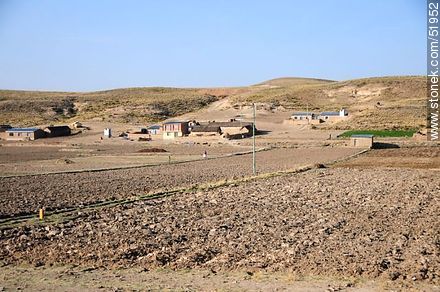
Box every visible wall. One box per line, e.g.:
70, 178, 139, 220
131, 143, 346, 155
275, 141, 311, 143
350, 137, 373, 148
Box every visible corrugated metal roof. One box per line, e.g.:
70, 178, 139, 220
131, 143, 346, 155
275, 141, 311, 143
351, 134, 374, 138
292, 112, 313, 116
191, 125, 221, 132
206, 121, 253, 128
6, 128, 40, 133
163, 121, 188, 124
45, 126, 70, 132
320, 111, 340, 116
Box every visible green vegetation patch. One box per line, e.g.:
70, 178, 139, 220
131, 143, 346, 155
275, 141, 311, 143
338, 130, 416, 138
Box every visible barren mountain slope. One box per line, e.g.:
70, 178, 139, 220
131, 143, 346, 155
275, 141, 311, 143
232, 76, 426, 130
0, 76, 425, 130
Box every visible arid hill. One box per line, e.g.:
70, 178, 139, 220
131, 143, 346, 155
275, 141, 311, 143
234, 76, 426, 130
0, 76, 426, 130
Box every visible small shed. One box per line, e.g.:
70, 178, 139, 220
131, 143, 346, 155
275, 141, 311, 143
319, 109, 348, 121
0, 125, 12, 132
44, 126, 71, 137
104, 128, 112, 138
127, 128, 151, 141
147, 125, 161, 135
350, 134, 374, 148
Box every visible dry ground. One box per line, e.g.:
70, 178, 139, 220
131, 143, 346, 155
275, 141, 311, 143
0, 147, 358, 218
0, 122, 251, 175
0, 167, 438, 290
0, 265, 427, 291
335, 146, 440, 169
0, 145, 438, 290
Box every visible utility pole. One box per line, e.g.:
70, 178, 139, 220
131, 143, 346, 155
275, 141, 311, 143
252, 103, 256, 175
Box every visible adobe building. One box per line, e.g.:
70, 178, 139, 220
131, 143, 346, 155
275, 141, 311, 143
189, 125, 221, 137
319, 109, 348, 121
127, 128, 151, 141
219, 121, 254, 139
350, 134, 374, 148
147, 125, 161, 135
5, 128, 46, 141
0, 125, 12, 140
289, 112, 323, 125
162, 121, 189, 139
44, 125, 71, 137
286, 108, 348, 125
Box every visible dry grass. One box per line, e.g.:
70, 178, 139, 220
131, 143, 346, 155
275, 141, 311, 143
234, 76, 426, 130
0, 87, 249, 126
0, 76, 426, 130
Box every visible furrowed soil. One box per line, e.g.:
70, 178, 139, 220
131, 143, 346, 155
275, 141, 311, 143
335, 146, 440, 169
0, 167, 438, 289
0, 147, 358, 218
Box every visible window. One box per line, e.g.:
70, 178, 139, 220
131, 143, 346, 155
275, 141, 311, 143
9, 133, 13, 136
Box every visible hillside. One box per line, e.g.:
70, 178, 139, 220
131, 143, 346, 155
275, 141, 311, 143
232, 76, 426, 130
0, 87, 256, 126
0, 76, 426, 130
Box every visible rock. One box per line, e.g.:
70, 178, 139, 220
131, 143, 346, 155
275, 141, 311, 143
389, 271, 401, 281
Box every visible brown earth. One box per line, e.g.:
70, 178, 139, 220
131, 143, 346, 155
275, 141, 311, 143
0, 142, 246, 164
0, 140, 252, 175
0, 147, 359, 218
335, 146, 440, 169
0, 265, 406, 291
0, 167, 438, 288
0, 76, 427, 130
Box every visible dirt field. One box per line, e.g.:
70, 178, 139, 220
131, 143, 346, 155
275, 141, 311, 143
0, 265, 429, 292
335, 146, 440, 169
0, 166, 438, 289
0, 147, 359, 218
0, 140, 250, 175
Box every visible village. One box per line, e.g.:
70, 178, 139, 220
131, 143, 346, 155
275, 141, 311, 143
0, 107, 375, 149
0, 0, 437, 290
0, 85, 436, 291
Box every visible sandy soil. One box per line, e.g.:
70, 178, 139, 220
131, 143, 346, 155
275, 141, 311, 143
0, 147, 359, 217
1, 265, 431, 291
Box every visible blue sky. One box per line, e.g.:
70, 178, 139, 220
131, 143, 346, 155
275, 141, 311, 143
0, 0, 425, 91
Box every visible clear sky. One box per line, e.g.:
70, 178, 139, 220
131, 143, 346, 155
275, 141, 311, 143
0, 0, 425, 91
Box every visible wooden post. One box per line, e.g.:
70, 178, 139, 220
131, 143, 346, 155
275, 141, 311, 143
252, 103, 256, 175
